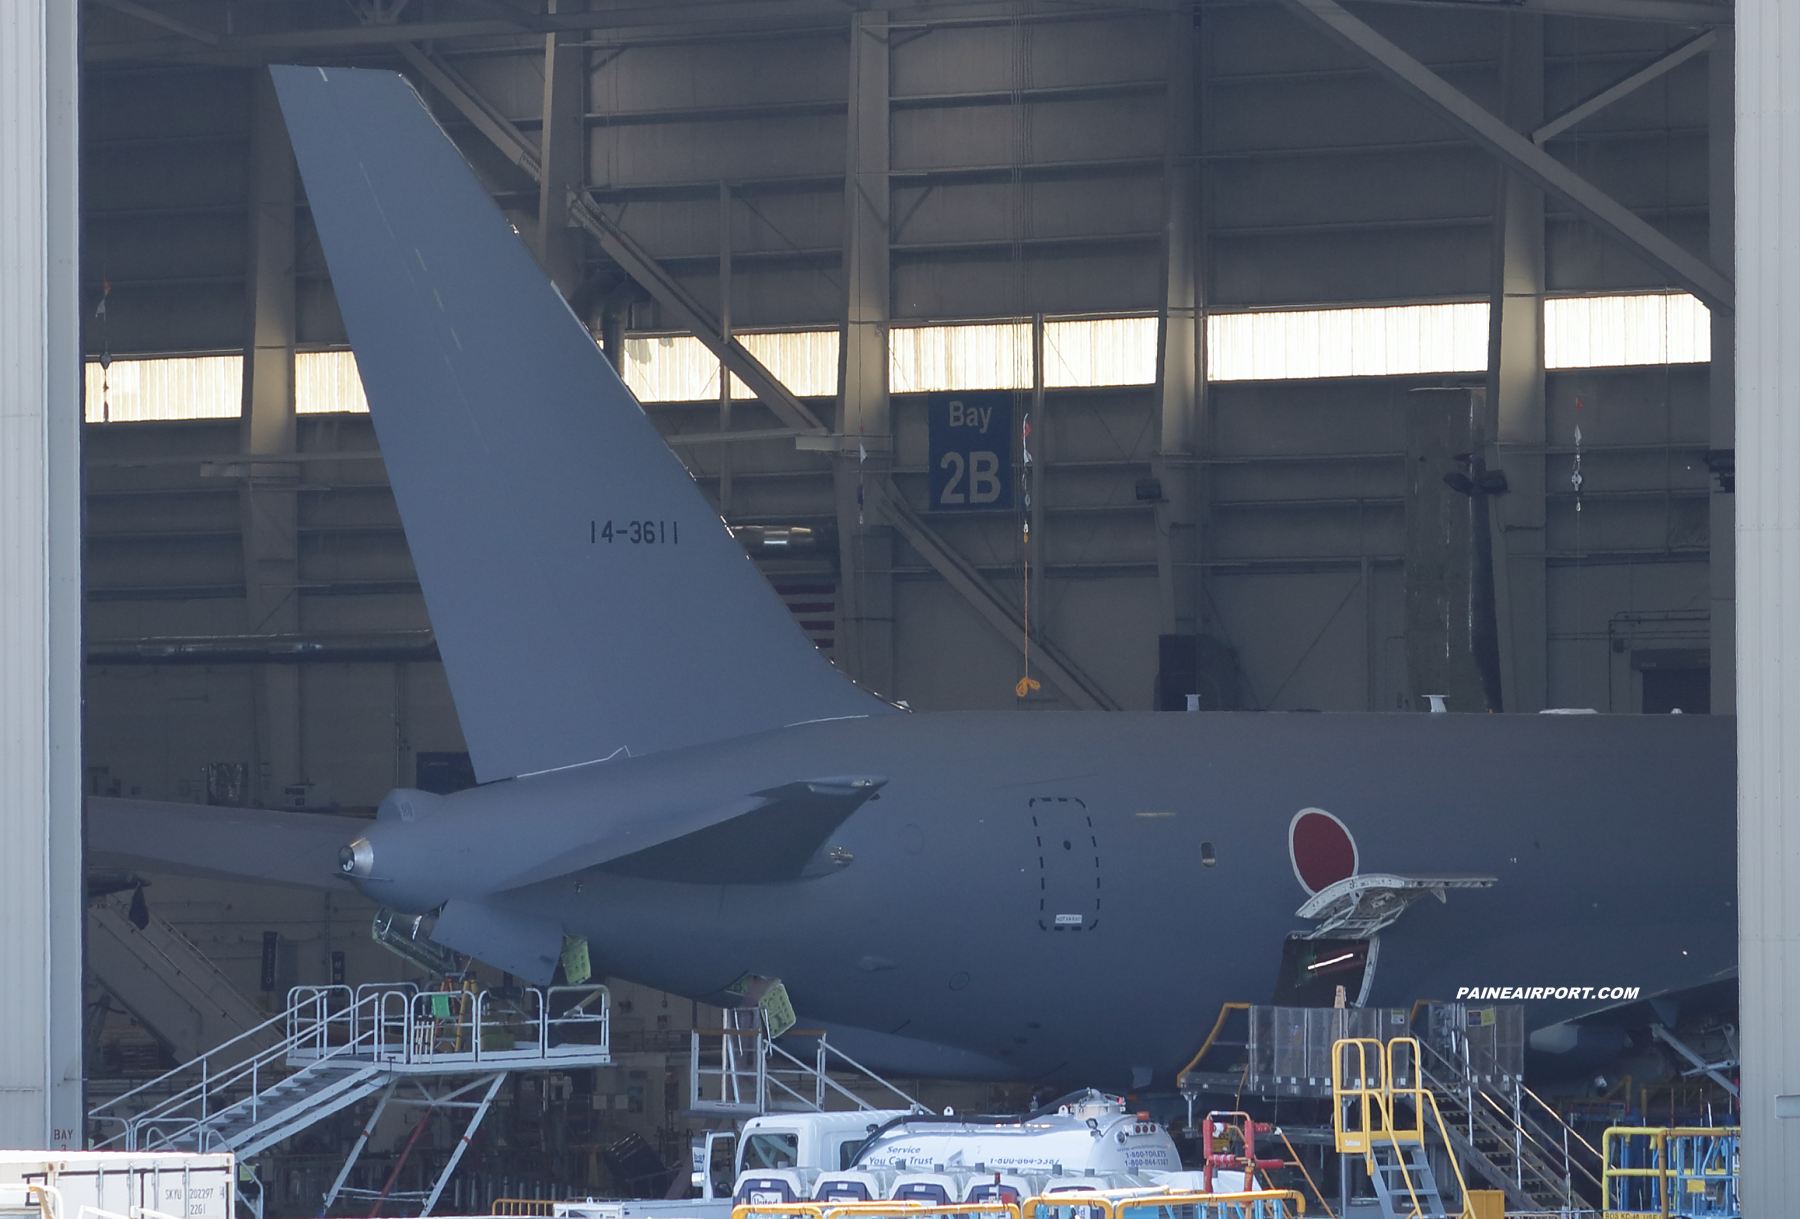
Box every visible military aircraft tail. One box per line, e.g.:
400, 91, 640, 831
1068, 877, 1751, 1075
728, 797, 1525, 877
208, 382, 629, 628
270, 66, 889, 781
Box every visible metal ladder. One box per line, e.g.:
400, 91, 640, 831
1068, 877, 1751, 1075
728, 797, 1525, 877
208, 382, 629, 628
1332, 1036, 1475, 1219
690, 1005, 923, 1115
1366, 1142, 1452, 1219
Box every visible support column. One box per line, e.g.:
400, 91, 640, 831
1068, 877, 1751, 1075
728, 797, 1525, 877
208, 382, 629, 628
0, 0, 82, 1146
536, 0, 586, 298
1153, 8, 1202, 642
1736, 0, 1796, 1204
835, 12, 894, 698
1708, 38, 1733, 715
1485, 13, 1547, 713
718, 182, 733, 515
242, 73, 302, 808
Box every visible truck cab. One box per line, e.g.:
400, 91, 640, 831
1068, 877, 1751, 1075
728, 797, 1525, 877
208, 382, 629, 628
730, 1110, 911, 1203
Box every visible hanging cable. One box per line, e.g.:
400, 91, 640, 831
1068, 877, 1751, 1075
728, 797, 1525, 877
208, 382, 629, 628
1275, 1127, 1337, 1219
1016, 409, 1040, 699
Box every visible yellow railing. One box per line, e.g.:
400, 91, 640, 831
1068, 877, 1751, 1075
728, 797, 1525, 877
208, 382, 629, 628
1601, 1125, 1740, 1219
734, 1189, 1304, 1219
734, 1203, 1023, 1219
1330, 1037, 1474, 1219
491, 1201, 557, 1216
1176, 1002, 1253, 1093
1021, 1189, 1305, 1219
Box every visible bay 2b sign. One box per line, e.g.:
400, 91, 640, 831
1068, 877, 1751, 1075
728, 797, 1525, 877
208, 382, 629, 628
928, 391, 1014, 512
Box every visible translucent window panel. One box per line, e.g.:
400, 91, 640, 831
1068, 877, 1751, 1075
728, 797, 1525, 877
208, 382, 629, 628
1206, 302, 1490, 382
1042, 317, 1158, 388
295, 349, 372, 414
890, 322, 1033, 393
620, 330, 840, 403
1543, 293, 1710, 369
739, 330, 839, 399
83, 355, 242, 423
621, 334, 718, 403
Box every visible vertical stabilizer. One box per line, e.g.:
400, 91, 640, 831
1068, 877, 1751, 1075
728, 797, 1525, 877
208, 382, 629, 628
272, 66, 888, 780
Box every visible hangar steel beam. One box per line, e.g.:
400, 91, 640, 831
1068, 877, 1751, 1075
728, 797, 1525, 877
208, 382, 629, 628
874, 488, 1120, 712
0, 0, 83, 1147
1484, 15, 1549, 714
241, 72, 304, 807
394, 45, 828, 437
1532, 30, 1715, 146
535, 0, 587, 301
1739, 0, 1800, 1202
77, 0, 1734, 61
1707, 39, 1733, 716
88, 0, 220, 44
1272, 0, 1735, 314
1336, 0, 1731, 24
1153, 5, 1203, 644
834, 10, 897, 698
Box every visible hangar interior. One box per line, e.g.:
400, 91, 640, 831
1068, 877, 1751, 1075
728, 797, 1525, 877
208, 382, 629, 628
76, 0, 1736, 1211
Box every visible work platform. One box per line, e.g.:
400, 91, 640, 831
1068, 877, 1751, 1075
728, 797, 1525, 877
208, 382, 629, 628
1180, 1003, 1603, 1215
89, 982, 615, 1217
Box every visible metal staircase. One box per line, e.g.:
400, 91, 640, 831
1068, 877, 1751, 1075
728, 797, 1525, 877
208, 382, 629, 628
691, 1005, 923, 1115
88, 892, 274, 1065
1333, 1036, 1476, 1219
90, 981, 614, 1217
1415, 1034, 1602, 1212
1366, 1142, 1453, 1219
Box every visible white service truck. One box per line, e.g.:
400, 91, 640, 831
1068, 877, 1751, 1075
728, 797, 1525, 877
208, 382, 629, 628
558, 1091, 1243, 1219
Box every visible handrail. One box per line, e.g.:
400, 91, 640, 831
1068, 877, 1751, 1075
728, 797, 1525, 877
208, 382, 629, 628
1331, 1037, 1470, 1219
764, 1032, 922, 1113
1601, 1124, 1739, 1217
1456, 1076, 1604, 1197
735, 1203, 1022, 1219
103, 987, 393, 1151
1021, 1189, 1306, 1219
89, 997, 296, 1121
1414, 1034, 1603, 1199
89, 981, 611, 1151
1177, 1003, 1253, 1093
735, 1197, 1303, 1219
1519, 1080, 1604, 1161
811, 1036, 925, 1112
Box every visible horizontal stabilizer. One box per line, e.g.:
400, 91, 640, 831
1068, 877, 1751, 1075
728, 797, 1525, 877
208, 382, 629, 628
89, 797, 371, 890
784, 1020, 1017, 1081
489, 776, 885, 892
599, 778, 885, 884
432, 900, 564, 985
270, 65, 891, 781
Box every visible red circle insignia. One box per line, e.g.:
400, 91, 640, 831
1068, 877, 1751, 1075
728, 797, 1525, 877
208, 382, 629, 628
1289, 808, 1358, 895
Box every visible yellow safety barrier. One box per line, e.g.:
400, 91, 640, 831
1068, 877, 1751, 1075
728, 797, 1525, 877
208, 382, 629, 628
735, 1189, 1304, 1219
734, 1202, 1022, 1219
1022, 1189, 1305, 1219
1330, 1037, 1476, 1219
1601, 1125, 1740, 1219
491, 1201, 557, 1216
1176, 1002, 1253, 1093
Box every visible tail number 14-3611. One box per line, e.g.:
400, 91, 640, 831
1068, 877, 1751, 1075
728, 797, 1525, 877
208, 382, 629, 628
592, 519, 679, 545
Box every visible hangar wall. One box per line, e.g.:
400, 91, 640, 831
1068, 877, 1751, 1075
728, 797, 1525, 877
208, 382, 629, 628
1, 0, 83, 1150
82, 4, 1725, 821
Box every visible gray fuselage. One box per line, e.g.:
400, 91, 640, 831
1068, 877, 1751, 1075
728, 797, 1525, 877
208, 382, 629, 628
349, 709, 1734, 1087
